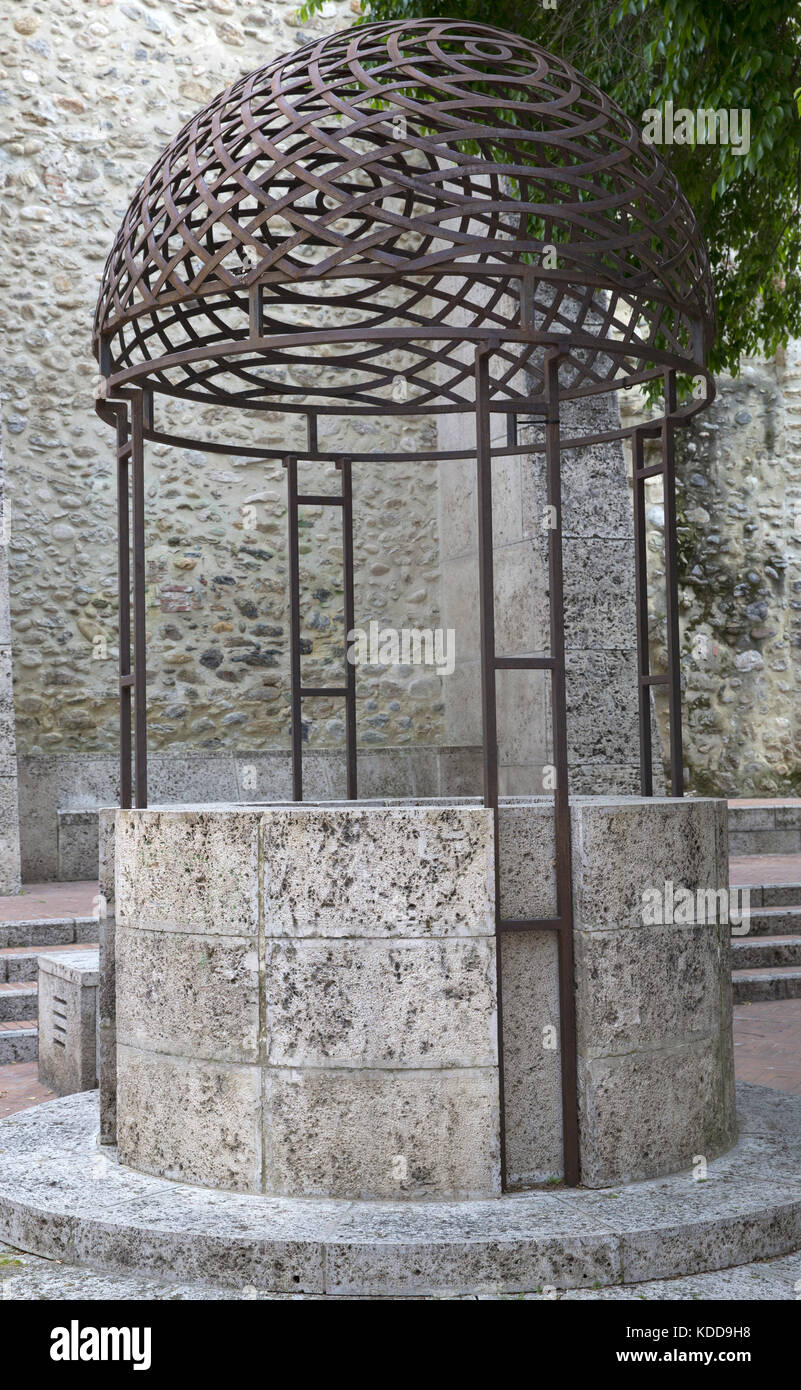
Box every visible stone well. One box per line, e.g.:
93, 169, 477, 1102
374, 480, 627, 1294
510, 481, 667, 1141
112, 795, 735, 1198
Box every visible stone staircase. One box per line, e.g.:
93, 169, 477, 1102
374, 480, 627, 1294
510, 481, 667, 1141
729, 799, 801, 1003
0, 918, 97, 1064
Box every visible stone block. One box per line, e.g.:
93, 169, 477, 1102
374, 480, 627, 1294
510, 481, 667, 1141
496, 667, 550, 771
98, 910, 117, 1147
115, 807, 261, 936
500, 930, 563, 1187
497, 801, 556, 920
577, 1043, 735, 1188
0, 775, 21, 896
728, 805, 776, 830
438, 552, 480, 659
729, 829, 801, 856
116, 926, 259, 1064
98, 807, 116, 910
264, 936, 497, 1069
437, 454, 477, 562
437, 744, 482, 798
115, 803, 500, 1199
116, 1046, 262, 1193
261, 1066, 501, 1199
572, 796, 720, 931
57, 809, 98, 881
37, 949, 99, 1097
0, 648, 18, 780
562, 539, 636, 651
574, 923, 722, 1055
565, 649, 640, 767
262, 805, 495, 938
493, 539, 549, 659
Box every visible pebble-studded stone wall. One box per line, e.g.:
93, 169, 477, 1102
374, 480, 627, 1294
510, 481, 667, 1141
0, 0, 447, 778
621, 339, 801, 797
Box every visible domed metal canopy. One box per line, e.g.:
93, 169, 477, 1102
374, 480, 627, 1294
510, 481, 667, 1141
94, 17, 715, 424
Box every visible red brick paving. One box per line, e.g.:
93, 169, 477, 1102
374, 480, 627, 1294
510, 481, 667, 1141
733, 999, 801, 1094
0, 1060, 54, 1118
729, 797, 801, 808
0, 881, 98, 921
730, 854, 801, 887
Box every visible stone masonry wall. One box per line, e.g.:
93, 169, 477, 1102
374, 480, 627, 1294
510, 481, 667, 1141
621, 339, 801, 796
0, 0, 448, 789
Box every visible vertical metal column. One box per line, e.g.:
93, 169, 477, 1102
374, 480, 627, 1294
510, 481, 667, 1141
286, 456, 357, 802
339, 459, 358, 800
130, 391, 148, 809
475, 342, 580, 1189
285, 455, 303, 802
115, 403, 132, 810
662, 369, 684, 796
632, 427, 654, 797
543, 347, 579, 1187
474, 343, 507, 1191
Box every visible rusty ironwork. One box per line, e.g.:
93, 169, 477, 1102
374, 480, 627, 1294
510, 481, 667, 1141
94, 19, 717, 1188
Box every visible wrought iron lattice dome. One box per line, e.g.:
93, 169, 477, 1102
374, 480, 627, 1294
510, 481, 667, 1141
94, 17, 715, 425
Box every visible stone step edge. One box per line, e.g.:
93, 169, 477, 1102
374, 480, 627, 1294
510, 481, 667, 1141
0, 1027, 38, 1064
732, 966, 801, 980
0, 943, 100, 982
1, 1085, 801, 1296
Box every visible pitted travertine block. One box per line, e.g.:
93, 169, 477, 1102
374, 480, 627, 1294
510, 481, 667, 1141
116, 927, 260, 1064
38, 950, 99, 1097
115, 808, 261, 936
115, 796, 734, 1196
498, 796, 736, 1188
115, 804, 500, 1199
264, 937, 497, 1069
262, 805, 496, 937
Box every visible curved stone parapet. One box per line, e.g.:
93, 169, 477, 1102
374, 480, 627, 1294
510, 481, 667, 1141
113, 795, 736, 1198
114, 802, 501, 1199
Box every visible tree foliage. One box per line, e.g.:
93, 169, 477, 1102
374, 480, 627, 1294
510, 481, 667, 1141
302, 0, 801, 374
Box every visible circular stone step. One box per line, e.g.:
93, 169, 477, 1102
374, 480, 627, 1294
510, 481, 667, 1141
0, 1083, 799, 1298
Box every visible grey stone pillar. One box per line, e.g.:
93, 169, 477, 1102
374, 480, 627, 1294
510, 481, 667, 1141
0, 407, 21, 894
438, 387, 641, 794
98, 808, 117, 1145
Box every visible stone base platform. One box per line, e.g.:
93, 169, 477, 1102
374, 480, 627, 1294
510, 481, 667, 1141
0, 1084, 799, 1298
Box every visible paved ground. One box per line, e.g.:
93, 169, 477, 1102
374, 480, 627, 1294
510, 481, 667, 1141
732, 998, 801, 1094
0, 1061, 53, 1119
731, 853, 801, 886
0, 881, 98, 921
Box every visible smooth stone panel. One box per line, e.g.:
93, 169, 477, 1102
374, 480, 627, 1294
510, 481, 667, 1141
264, 936, 497, 1069
262, 1067, 501, 1200
117, 1046, 262, 1193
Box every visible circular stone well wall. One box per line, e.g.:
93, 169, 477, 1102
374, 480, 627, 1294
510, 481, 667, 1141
113, 796, 736, 1197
